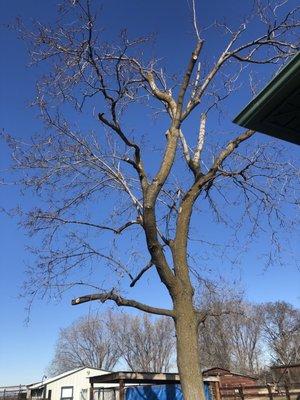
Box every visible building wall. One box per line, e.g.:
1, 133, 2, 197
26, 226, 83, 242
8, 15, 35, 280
271, 365, 300, 384
218, 375, 257, 388
44, 368, 113, 400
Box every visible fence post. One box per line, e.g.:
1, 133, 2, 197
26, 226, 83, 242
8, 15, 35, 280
284, 384, 291, 400
214, 381, 221, 400
119, 380, 125, 400
238, 387, 244, 400
267, 385, 274, 400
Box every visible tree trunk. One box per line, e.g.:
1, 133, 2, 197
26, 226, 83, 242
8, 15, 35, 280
174, 296, 206, 400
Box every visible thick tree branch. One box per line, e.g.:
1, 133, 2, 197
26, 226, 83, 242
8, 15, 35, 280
179, 129, 191, 165
174, 40, 204, 127
173, 129, 255, 281
147, 42, 204, 202
144, 72, 177, 117
193, 113, 206, 169
209, 129, 255, 173
72, 290, 174, 317
134, 43, 205, 298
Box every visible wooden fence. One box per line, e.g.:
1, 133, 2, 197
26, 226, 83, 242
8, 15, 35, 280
0, 386, 27, 400
220, 383, 300, 400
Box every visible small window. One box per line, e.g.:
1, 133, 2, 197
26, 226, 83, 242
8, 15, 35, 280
61, 386, 74, 400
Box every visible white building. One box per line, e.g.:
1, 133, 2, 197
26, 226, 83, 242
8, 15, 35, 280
27, 367, 114, 400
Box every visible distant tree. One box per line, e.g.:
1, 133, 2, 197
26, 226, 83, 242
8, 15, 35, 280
111, 313, 175, 372
198, 297, 233, 370
48, 313, 120, 375
198, 288, 264, 374
260, 301, 300, 365
49, 311, 175, 375
230, 303, 263, 375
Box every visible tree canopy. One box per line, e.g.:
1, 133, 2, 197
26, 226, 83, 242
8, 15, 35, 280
2, 1, 300, 399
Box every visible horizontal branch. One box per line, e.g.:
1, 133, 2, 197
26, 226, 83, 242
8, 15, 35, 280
34, 215, 141, 234
72, 290, 174, 317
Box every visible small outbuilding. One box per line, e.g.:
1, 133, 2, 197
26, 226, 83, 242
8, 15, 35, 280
202, 368, 258, 388
27, 367, 112, 400
270, 363, 300, 384
89, 371, 219, 400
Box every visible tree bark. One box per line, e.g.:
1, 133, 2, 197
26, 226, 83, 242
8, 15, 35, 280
174, 293, 206, 400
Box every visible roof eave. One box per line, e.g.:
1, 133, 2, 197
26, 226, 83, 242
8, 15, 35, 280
233, 52, 300, 145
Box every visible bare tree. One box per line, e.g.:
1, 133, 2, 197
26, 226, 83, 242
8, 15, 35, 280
198, 291, 264, 375
48, 313, 120, 375
230, 303, 263, 375
199, 295, 300, 374
197, 286, 239, 370
260, 301, 300, 365
48, 311, 175, 375
111, 313, 175, 372
199, 305, 233, 370
3, 0, 300, 399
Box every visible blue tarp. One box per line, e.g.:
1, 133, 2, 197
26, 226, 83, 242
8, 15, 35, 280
126, 383, 212, 400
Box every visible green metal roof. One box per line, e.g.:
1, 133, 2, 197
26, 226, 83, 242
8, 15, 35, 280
233, 52, 300, 145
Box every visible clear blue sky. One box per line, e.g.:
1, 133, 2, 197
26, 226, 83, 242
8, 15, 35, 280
0, 0, 299, 386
